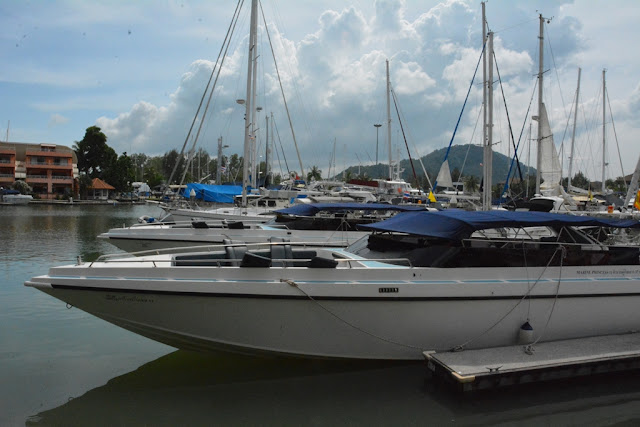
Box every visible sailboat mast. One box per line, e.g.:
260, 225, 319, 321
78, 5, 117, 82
241, 0, 258, 207
535, 14, 544, 195
568, 67, 581, 190
265, 114, 270, 187
386, 59, 393, 180
602, 69, 606, 193
483, 31, 494, 210
250, 39, 259, 189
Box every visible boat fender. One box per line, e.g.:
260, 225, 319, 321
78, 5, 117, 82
518, 321, 534, 345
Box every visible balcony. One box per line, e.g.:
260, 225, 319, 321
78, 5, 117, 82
26, 174, 49, 183
0, 173, 14, 182
26, 162, 72, 170
25, 150, 73, 158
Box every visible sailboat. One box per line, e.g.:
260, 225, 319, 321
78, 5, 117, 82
160, 0, 337, 223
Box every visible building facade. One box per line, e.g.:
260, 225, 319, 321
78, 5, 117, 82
0, 141, 78, 199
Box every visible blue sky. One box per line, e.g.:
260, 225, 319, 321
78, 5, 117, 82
2, 0, 640, 182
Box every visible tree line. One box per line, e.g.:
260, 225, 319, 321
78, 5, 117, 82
73, 126, 324, 198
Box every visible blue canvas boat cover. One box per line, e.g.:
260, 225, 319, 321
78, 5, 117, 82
181, 183, 244, 204
359, 209, 640, 241
274, 202, 428, 217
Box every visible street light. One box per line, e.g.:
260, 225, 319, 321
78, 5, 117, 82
374, 124, 382, 166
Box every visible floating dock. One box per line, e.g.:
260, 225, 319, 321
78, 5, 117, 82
424, 332, 640, 392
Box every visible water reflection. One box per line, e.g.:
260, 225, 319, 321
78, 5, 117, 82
26, 349, 640, 426
26, 351, 421, 426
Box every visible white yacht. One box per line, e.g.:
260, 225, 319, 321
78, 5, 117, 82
26, 210, 640, 360
99, 203, 424, 253
2, 189, 33, 204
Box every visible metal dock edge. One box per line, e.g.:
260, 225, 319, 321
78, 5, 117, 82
423, 332, 640, 392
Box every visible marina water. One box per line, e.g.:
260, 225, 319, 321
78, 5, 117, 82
3, 203, 640, 426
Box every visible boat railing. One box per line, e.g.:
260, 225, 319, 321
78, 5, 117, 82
94, 240, 344, 262
84, 255, 413, 269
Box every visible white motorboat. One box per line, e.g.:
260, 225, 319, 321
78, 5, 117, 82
2, 189, 33, 204
25, 210, 640, 360
99, 203, 425, 253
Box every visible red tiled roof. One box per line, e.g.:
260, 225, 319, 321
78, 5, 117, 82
90, 177, 115, 190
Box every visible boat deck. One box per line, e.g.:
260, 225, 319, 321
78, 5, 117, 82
424, 332, 640, 392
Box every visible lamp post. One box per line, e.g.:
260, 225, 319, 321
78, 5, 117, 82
374, 124, 382, 166
216, 136, 229, 184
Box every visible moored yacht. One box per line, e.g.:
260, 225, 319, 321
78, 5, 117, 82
26, 210, 640, 360
99, 202, 424, 253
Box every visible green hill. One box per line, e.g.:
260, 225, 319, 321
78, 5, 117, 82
341, 144, 534, 188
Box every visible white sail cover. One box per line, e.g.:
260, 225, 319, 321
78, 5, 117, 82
436, 159, 453, 188
538, 103, 562, 191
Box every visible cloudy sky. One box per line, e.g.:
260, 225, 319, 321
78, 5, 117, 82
2, 0, 640, 182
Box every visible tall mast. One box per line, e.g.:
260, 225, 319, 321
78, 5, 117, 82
568, 67, 581, 190
386, 59, 393, 180
483, 31, 494, 210
535, 14, 544, 195
265, 113, 270, 187
241, 0, 258, 207
601, 69, 607, 193
250, 40, 259, 189
481, 3, 486, 206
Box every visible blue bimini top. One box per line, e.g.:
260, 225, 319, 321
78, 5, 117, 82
358, 209, 640, 241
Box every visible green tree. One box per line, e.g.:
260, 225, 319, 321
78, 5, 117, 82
451, 167, 461, 183
104, 152, 135, 192
227, 154, 242, 183
162, 150, 184, 184
143, 166, 164, 189
130, 153, 149, 182
73, 126, 113, 178
11, 180, 32, 195
605, 176, 626, 192
77, 174, 92, 200
570, 171, 589, 190
306, 165, 322, 182
464, 175, 479, 193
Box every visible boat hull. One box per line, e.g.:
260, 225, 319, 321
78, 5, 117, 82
25, 263, 640, 360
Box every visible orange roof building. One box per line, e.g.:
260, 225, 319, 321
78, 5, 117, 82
89, 177, 115, 200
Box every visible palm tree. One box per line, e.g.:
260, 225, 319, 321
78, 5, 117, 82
464, 175, 479, 193
306, 165, 322, 182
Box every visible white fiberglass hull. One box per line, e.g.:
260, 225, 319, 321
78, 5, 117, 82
3, 194, 33, 204
25, 258, 640, 360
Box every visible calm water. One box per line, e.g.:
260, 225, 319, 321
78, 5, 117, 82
3, 204, 640, 426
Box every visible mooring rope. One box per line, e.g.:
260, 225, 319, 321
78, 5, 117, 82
524, 246, 566, 355
451, 245, 565, 353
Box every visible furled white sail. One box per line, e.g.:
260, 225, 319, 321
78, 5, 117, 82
538, 103, 562, 191
436, 159, 453, 188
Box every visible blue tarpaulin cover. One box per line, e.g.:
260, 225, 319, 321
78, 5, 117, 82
181, 183, 245, 203
359, 209, 640, 241
274, 202, 428, 217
